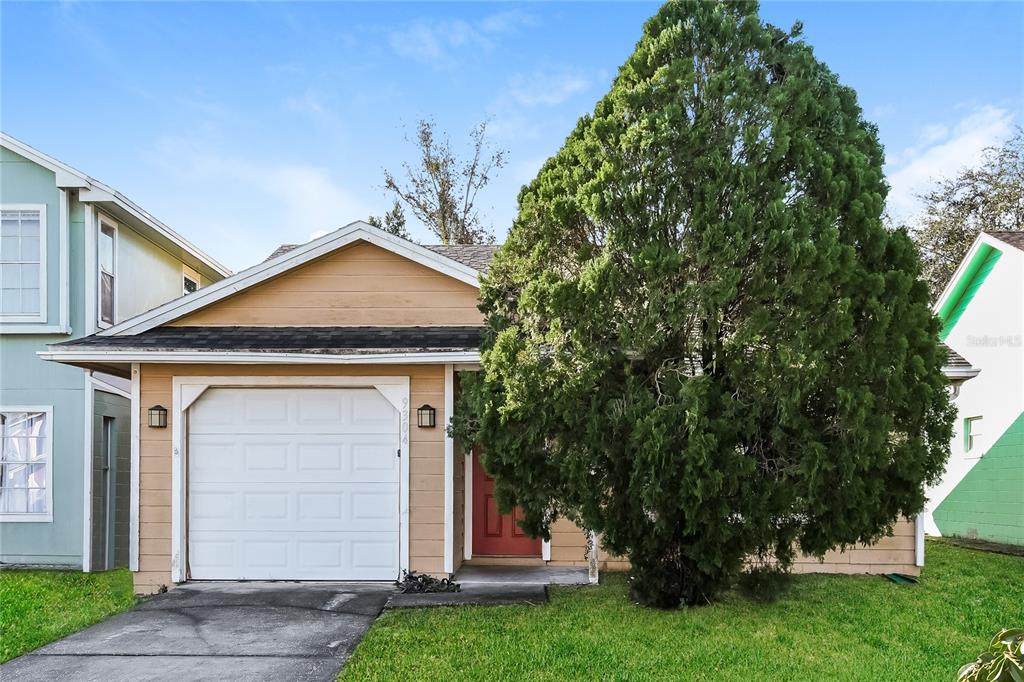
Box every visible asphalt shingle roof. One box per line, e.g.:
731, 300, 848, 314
986, 231, 1024, 252
423, 244, 499, 272
941, 343, 973, 370
265, 244, 300, 261
55, 326, 483, 354
264, 241, 499, 272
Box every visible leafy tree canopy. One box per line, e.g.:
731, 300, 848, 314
383, 119, 505, 245
367, 199, 411, 240
455, 0, 954, 608
910, 129, 1024, 299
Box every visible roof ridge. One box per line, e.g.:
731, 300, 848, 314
984, 230, 1024, 252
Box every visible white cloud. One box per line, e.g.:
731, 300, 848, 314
885, 105, 1015, 221
388, 10, 538, 68
284, 90, 327, 116
147, 135, 372, 256
388, 19, 488, 66
477, 9, 538, 35
504, 71, 591, 108
485, 69, 595, 143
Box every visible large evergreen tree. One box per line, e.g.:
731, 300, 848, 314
456, 0, 954, 607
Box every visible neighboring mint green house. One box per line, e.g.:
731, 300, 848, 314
0, 133, 229, 569
925, 231, 1024, 546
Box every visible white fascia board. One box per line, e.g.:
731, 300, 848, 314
95, 222, 481, 337
1, 132, 231, 279
39, 349, 481, 365
932, 232, 1007, 314
1, 132, 91, 188
79, 188, 231, 279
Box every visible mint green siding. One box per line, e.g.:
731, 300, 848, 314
1, 148, 86, 565
934, 412, 1024, 546
0, 146, 63, 324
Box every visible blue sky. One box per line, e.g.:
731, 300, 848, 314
2, 2, 1021, 272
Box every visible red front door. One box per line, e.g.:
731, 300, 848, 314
472, 448, 542, 556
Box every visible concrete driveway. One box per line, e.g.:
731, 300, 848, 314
1, 581, 393, 682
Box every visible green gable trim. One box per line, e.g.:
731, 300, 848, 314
938, 244, 1001, 341
935, 411, 1024, 546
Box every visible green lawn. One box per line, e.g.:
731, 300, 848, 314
342, 540, 1023, 681
0, 568, 136, 663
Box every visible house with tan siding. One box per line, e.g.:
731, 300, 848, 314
42, 221, 943, 593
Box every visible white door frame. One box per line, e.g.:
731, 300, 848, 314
169, 375, 411, 583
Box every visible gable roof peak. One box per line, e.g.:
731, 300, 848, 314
265, 236, 500, 272
96, 220, 482, 337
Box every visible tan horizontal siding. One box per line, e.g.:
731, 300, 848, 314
792, 518, 918, 575
547, 517, 590, 567
169, 241, 482, 327
547, 518, 919, 576
134, 362, 448, 594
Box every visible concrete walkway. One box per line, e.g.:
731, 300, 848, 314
455, 564, 592, 585
1, 581, 394, 682
386, 565, 591, 609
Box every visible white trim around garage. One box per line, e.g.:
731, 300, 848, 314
94, 221, 479, 338
168, 375, 412, 584
39, 349, 481, 366
444, 363, 455, 574
464, 449, 473, 562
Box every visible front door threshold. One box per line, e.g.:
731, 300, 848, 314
463, 556, 545, 567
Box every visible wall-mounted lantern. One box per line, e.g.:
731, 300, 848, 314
417, 404, 436, 428
148, 405, 168, 428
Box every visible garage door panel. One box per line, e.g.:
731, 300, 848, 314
187, 387, 401, 580
189, 531, 399, 580
189, 483, 399, 532
191, 388, 397, 435
189, 436, 398, 483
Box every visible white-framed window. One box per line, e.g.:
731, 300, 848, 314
0, 204, 47, 322
964, 416, 983, 454
98, 216, 117, 327
0, 407, 53, 522
182, 264, 200, 295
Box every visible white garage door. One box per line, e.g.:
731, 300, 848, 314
187, 387, 400, 580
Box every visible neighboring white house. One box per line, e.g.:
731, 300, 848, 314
925, 231, 1024, 546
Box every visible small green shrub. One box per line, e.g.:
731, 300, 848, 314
957, 629, 1024, 682
736, 565, 793, 603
